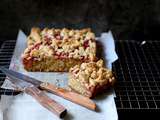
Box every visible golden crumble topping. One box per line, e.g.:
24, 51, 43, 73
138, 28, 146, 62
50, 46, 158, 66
22, 27, 96, 61
69, 60, 115, 89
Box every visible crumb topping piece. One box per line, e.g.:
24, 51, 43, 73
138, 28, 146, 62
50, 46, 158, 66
23, 28, 96, 61
69, 60, 115, 89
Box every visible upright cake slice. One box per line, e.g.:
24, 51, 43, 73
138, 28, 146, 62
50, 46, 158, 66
68, 60, 115, 98
22, 28, 96, 71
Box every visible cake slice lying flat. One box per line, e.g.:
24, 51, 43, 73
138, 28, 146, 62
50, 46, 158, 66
22, 28, 96, 71
68, 60, 115, 98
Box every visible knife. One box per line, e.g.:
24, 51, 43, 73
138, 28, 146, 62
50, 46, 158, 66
0, 67, 96, 111
0, 67, 67, 118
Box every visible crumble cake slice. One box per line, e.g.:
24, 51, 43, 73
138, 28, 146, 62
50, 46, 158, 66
22, 27, 96, 71
68, 60, 115, 98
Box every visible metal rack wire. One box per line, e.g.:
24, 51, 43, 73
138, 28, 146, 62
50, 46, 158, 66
0, 39, 160, 110
113, 40, 160, 109
0, 40, 18, 95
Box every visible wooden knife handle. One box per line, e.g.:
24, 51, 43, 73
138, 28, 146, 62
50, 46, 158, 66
40, 82, 96, 110
24, 86, 67, 118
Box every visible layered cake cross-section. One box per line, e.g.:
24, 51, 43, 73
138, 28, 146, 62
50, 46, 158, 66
68, 60, 115, 98
22, 28, 96, 71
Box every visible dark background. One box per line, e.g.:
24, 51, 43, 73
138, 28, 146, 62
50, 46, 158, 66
0, 0, 158, 41
0, 1, 160, 119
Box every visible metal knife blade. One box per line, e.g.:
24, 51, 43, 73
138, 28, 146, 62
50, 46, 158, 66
0, 66, 96, 110
0, 66, 67, 117
0, 66, 42, 87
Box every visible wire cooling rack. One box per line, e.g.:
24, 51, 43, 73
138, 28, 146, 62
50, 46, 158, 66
113, 40, 160, 109
0, 40, 18, 95
0, 39, 160, 110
